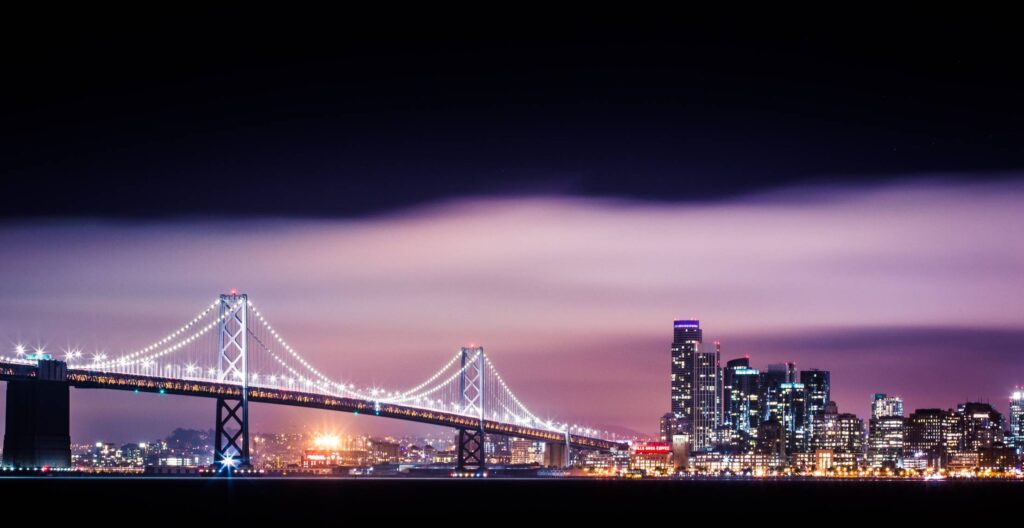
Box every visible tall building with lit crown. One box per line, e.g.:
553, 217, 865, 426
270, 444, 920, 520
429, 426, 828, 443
723, 357, 761, 451
868, 394, 904, 468
1010, 390, 1024, 454
670, 320, 702, 420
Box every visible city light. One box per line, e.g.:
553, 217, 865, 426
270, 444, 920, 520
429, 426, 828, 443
0, 295, 1022, 483
312, 434, 341, 450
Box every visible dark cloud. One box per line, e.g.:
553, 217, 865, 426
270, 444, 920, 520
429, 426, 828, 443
2, 14, 1023, 218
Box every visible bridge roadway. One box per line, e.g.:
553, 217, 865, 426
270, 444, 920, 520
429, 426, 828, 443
0, 361, 623, 451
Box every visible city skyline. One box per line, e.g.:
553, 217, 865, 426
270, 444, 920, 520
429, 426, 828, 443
7, 10, 1024, 514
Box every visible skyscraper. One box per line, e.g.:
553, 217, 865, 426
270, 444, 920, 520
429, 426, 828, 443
670, 320, 701, 420
691, 343, 721, 452
956, 402, 1004, 453
765, 382, 808, 455
904, 408, 960, 469
1010, 390, 1024, 454
871, 393, 904, 419
722, 357, 761, 451
659, 412, 684, 443
868, 393, 904, 468
669, 320, 718, 452
759, 363, 796, 417
811, 404, 865, 468
800, 369, 830, 440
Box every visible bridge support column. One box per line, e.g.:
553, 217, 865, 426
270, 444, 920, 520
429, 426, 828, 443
543, 441, 569, 468
214, 397, 249, 470
2, 360, 71, 468
456, 428, 486, 474
456, 346, 486, 475
213, 292, 250, 471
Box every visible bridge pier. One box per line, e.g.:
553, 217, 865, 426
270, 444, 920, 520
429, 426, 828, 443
456, 428, 486, 474
214, 396, 250, 470
543, 441, 569, 468
2, 360, 71, 468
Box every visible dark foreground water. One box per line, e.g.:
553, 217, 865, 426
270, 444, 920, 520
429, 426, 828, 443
2, 477, 1019, 515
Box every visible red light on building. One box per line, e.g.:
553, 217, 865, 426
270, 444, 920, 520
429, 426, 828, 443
631, 441, 671, 454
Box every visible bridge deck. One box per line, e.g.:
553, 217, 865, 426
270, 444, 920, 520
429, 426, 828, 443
0, 363, 623, 451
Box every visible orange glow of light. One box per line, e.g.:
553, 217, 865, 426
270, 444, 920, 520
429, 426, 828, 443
312, 433, 341, 450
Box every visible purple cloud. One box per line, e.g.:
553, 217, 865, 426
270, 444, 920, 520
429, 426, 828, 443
2, 180, 1023, 441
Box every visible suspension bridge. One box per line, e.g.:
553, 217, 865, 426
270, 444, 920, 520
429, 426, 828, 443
0, 292, 624, 474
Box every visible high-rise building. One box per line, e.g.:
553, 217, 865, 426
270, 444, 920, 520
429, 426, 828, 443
759, 363, 796, 418
659, 412, 685, 443
871, 393, 904, 419
670, 320, 702, 419
722, 357, 761, 451
811, 404, 865, 465
800, 369, 830, 440
765, 382, 808, 455
669, 320, 719, 452
868, 393, 904, 468
904, 408, 961, 469
1010, 389, 1024, 454
691, 343, 721, 452
868, 417, 903, 468
955, 402, 1004, 453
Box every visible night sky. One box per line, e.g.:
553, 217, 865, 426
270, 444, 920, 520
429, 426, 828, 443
2, 14, 1023, 441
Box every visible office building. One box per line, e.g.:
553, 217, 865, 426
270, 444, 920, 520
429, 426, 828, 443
956, 402, 1004, 453
1010, 389, 1024, 453
669, 320, 719, 452
722, 357, 761, 451
800, 369, 830, 440
670, 320, 702, 420
904, 408, 961, 469
868, 394, 904, 468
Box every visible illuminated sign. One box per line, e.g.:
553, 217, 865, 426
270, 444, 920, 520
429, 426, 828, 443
632, 442, 671, 454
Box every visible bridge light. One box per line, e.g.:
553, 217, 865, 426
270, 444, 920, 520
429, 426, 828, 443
220, 455, 238, 470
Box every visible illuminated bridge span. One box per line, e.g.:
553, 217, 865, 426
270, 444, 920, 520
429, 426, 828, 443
0, 292, 624, 473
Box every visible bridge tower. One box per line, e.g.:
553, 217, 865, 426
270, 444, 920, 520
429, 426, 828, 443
214, 291, 250, 471
456, 345, 486, 474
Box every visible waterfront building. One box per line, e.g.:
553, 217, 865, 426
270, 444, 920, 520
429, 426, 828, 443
629, 441, 672, 476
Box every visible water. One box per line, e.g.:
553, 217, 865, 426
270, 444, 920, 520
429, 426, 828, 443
2, 476, 1018, 515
